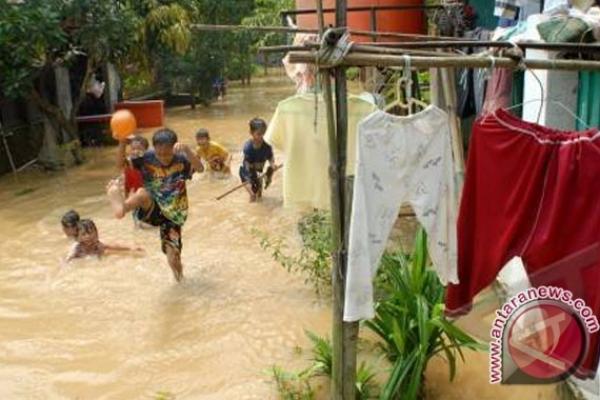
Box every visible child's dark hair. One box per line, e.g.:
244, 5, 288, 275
77, 219, 98, 236
61, 210, 80, 227
195, 128, 210, 140
152, 128, 178, 146
131, 135, 149, 149
249, 118, 267, 134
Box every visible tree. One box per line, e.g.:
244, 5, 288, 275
0, 0, 140, 164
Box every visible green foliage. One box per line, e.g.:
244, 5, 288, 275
242, 0, 295, 49
366, 228, 484, 400
271, 366, 316, 400
154, 391, 175, 400
255, 211, 332, 296
556, 381, 586, 400
0, 0, 64, 97
0, 0, 140, 99
271, 331, 379, 400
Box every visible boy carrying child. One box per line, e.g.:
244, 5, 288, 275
107, 128, 203, 281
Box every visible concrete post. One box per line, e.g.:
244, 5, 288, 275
105, 62, 120, 111
522, 49, 579, 131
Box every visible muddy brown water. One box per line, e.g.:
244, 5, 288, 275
0, 76, 557, 399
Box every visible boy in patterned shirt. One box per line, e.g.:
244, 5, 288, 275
107, 128, 204, 281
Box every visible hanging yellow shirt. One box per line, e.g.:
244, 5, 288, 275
196, 141, 230, 172
265, 94, 377, 210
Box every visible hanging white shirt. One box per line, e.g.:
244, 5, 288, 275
265, 93, 377, 210
344, 105, 459, 322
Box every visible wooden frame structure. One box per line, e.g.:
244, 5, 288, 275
193, 2, 600, 398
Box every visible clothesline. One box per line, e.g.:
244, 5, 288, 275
192, 23, 600, 54
191, 23, 468, 41
286, 50, 600, 71
259, 41, 600, 53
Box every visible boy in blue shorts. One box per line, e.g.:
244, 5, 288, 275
107, 128, 204, 281
240, 118, 275, 202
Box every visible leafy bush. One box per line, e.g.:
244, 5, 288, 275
255, 210, 332, 295
271, 330, 379, 400
367, 228, 484, 400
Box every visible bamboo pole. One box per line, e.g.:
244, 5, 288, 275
190, 23, 317, 34
191, 23, 464, 41
193, 23, 600, 53
352, 40, 600, 52
258, 43, 460, 57
314, 2, 345, 399
287, 51, 600, 71
439, 58, 465, 190
281, 4, 443, 16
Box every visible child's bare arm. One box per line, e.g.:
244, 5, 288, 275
104, 243, 142, 251
116, 140, 128, 169
175, 143, 204, 173
103, 243, 144, 254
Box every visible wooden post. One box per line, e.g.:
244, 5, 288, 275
343, 176, 359, 400
369, 7, 377, 43
0, 122, 18, 178
440, 64, 465, 189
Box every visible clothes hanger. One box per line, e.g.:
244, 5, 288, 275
403, 56, 429, 114
384, 71, 404, 112
384, 55, 428, 114
504, 98, 591, 129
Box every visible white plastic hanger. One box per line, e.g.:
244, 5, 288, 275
384, 55, 428, 114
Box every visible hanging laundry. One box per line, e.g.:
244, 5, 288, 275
265, 94, 376, 210
481, 69, 513, 115
456, 27, 493, 118
282, 33, 319, 94
344, 106, 458, 322
446, 109, 600, 378
495, 0, 520, 20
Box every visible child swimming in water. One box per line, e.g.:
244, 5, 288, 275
61, 210, 80, 240
66, 219, 142, 262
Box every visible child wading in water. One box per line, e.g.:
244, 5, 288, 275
66, 219, 142, 261
239, 118, 275, 202
195, 128, 231, 176
107, 128, 204, 281
61, 210, 80, 240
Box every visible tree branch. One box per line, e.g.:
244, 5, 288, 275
30, 87, 70, 130
71, 55, 97, 121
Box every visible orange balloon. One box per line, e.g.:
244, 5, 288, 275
110, 109, 137, 140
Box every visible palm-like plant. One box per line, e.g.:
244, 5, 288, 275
366, 228, 484, 400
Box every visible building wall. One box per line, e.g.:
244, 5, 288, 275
0, 97, 44, 175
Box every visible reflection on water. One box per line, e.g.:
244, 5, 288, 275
0, 75, 559, 399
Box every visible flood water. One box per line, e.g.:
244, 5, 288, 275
0, 75, 559, 399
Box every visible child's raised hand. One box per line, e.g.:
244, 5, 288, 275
174, 142, 191, 155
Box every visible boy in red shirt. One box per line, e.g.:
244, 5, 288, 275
120, 135, 149, 197
118, 135, 151, 227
